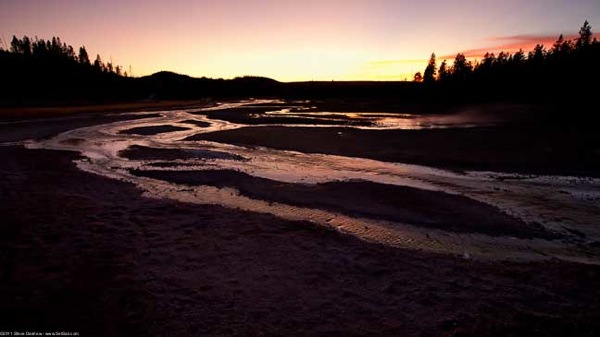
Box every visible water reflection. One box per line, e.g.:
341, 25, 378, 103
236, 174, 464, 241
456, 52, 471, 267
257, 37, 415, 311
23, 99, 600, 264
261, 110, 494, 129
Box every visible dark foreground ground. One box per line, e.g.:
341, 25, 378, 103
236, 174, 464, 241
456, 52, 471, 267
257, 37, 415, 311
1, 106, 600, 336
2, 146, 600, 336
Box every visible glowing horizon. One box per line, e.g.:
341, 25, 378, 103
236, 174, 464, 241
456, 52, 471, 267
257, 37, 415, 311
1, 1, 599, 81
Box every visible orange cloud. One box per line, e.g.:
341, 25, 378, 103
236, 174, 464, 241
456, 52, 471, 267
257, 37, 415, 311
439, 34, 578, 60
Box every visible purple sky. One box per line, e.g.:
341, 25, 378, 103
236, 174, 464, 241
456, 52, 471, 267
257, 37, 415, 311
2, 0, 599, 80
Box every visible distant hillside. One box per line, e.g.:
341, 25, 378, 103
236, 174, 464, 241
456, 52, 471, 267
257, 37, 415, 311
137, 72, 282, 100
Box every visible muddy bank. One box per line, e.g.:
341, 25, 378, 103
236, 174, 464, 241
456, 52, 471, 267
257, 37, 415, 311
190, 125, 600, 177
119, 125, 190, 135
120, 145, 245, 161
181, 119, 211, 127
1, 146, 600, 336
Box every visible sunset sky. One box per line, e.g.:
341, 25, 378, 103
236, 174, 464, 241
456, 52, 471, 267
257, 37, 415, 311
2, 0, 599, 81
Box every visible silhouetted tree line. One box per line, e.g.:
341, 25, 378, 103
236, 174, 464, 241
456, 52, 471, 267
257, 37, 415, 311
416, 21, 600, 105
5, 35, 128, 76
0, 35, 143, 105
0, 35, 418, 105
2, 23, 598, 107
0, 35, 291, 105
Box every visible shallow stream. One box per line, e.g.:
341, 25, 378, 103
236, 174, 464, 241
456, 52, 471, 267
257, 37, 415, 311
22, 100, 600, 263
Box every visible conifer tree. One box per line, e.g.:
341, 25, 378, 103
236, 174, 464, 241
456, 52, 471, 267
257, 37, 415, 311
423, 53, 437, 83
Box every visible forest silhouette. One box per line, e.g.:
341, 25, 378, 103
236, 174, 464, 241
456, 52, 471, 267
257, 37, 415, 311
1, 21, 598, 110
414, 21, 600, 106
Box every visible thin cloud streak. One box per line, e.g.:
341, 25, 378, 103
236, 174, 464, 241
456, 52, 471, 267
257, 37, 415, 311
439, 34, 579, 60
490, 34, 579, 42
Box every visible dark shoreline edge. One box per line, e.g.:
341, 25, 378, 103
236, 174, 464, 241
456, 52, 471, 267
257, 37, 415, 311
0, 113, 162, 143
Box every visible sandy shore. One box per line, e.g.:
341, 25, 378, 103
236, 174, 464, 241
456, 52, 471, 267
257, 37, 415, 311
1, 106, 600, 335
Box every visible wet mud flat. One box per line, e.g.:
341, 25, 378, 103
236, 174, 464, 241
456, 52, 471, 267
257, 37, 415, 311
2, 100, 600, 335
131, 169, 554, 239
190, 125, 600, 177
1, 146, 600, 336
119, 125, 190, 135
120, 145, 245, 161
184, 100, 599, 177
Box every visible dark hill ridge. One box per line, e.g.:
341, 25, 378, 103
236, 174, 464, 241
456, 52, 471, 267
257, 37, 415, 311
143, 71, 194, 80
136, 71, 282, 100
